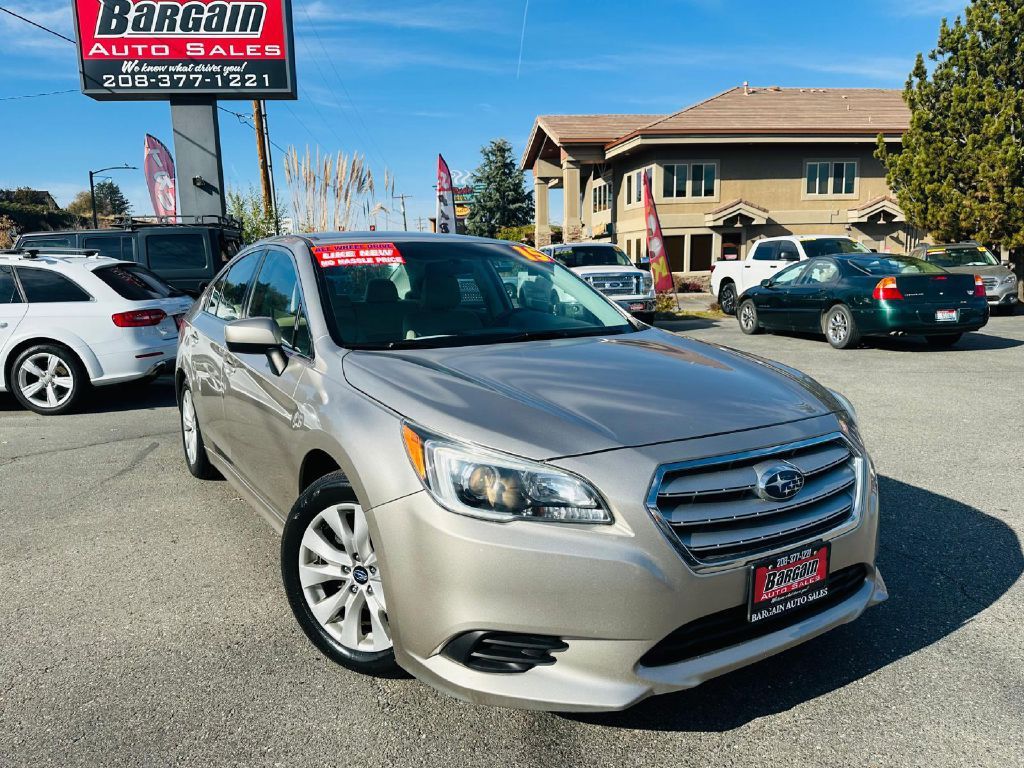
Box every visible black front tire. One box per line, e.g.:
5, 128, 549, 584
281, 472, 401, 677
179, 383, 219, 480
926, 333, 963, 348
737, 299, 763, 335
9, 344, 86, 416
718, 282, 737, 315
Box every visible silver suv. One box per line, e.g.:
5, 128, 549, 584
176, 233, 887, 712
909, 242, 1019, 314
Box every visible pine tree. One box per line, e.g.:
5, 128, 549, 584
877, 0, 1024, 246
465, 139, 534, 238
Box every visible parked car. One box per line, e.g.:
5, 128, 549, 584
540, 242, 655, 321
736, 254, 989, 349
711, 235, 873, 315
176, 232, 886, 712
0, 248, 193, 414
16, 217, 242, 297
909, 242, 1018, 314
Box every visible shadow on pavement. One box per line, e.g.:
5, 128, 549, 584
654, 318, 724, 332
566, 477, 1022, 732
763, 329, 1024, 352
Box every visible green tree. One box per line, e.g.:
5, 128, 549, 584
877, 0, 1024, 246
66, 180, 131, 219
227, 185, 279, 243
465, 139, 534, 238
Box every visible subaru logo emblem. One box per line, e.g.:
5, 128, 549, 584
754, 462, 805, 501
352, 566, 369, 585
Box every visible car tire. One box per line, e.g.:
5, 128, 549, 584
718, 282, 737, 315
9, 344, 86, 415
281, 471, 400, 677
824, 305, 860, 349
926, 333, 963, 348
179, 383, 219, 480
737, 299, 763, 335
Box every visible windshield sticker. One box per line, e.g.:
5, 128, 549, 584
314, 243, 405, 267
511, 245, 553, 263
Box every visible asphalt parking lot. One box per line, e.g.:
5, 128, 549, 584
1, 316, 1022, 768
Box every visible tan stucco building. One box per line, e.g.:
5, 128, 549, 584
522, 85, 912, 272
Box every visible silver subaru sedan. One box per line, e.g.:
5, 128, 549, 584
175, 232, 887, 712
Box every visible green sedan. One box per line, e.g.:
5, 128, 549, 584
735, 254, 990, 349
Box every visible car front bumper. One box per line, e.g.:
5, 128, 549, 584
368, 417, 885, 712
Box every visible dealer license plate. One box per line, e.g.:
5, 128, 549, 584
935, 309, 959, 322
748, 542, 830, 624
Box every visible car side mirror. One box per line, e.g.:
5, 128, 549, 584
225, 318, 287, 376
761, 279, 772, 288
781, 252, 800, 262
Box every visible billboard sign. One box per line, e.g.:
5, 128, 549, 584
72, 0, 297, 101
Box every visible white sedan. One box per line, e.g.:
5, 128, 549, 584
0, 248, 194, 415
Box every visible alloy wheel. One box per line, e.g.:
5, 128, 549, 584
181, 389, 199, 466
740, 302, 755, 330
828, 311, 849, 344
16, 353, 74, 410
720, 285, 736, 314
298, 503, 391, 653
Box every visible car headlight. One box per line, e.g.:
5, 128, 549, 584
1001, 273, 1017, 285
641, 273, 654, 295
402, 424, 612, 524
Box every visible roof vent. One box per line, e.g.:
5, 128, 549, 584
742, 81, 749, 96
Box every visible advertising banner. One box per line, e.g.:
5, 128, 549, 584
144, 134, 177, 218
642, 169, 674, 294
72, 0, 297, 100
436, 154, 457, 235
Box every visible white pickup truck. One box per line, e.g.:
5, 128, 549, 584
711, 235, 872, 314
540, 242, 656, 320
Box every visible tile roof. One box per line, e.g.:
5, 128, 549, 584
535, 114, 665, 143
612, 87, 909, 145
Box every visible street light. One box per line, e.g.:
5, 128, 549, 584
89, 164, 136, 228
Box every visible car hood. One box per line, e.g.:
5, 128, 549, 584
571, 265, 643, 275
342, 329, 835, 461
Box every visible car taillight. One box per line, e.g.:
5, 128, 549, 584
112, 309, 167, 327
974, 275, 986, 297
872, 276, 904, 301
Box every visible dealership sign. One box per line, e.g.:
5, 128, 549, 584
72, 0, 297, 100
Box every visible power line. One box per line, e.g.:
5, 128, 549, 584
0, 6, 76, 44
0, 88, 77, 101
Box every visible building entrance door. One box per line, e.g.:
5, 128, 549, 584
720, 231, 743, 263
690, 234, 714, 271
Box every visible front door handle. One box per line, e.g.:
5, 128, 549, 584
0, 322, 7, 329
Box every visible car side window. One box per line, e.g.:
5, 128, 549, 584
772, 263, 807, 285
19, 236, 74, 249
247, 249, 311, 356
804, 260, 839, 284
777, 241, 800, 261
83, 235, 132, 261
15, 268, 92, 303
752, 242, 779, 261
213, 251, 263, 322
147, 233, 209, 272
0, 266, 23, 303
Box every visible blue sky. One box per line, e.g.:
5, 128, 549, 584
0, 0, 966, 228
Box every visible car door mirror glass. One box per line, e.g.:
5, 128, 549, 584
760, 279, 772, 288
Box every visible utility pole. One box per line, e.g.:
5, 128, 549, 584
415, 216, 427, 232
252, 99, 274, 222
392, 193, 412, 231
261, 101, 279, 234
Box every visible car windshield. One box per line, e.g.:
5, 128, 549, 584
801, 238, 872, 258
925, 246, 998, 268
314, 240, 636, 349
847, 255, 946, 275
93, 263, 188, 299
549, 245, 632, 268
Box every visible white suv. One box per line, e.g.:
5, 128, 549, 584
0, 248, 194, 414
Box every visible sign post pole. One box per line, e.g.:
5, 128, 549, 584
170, 97, 227, 220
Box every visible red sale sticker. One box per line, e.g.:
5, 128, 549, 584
313, 243, 405, 268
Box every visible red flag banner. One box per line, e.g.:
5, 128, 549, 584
436, 154, 457, 234
642, 169, 674, 294
144, 134, 177, 219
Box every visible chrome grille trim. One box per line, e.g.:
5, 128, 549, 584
645, 432, 864, 572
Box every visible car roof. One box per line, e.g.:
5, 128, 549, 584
293, 231, 503, 246
0, 249, 129, 270
756, 234, 855, 243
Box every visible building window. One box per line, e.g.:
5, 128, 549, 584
626, 168, 651, 207
805, 160, 857, 197
593, 179, 611, 213
662, 163, 717, 199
